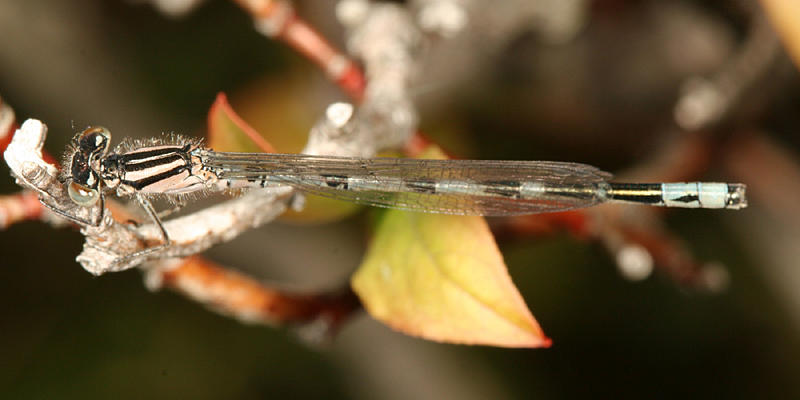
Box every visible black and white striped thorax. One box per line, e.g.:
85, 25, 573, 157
100, 143, 208, 196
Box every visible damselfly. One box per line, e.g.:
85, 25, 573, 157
63, 127, 747, 257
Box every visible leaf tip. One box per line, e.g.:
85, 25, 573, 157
207, 92, 276, 153
207, 92, 228, 132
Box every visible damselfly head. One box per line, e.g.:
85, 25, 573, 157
67, 126, 111, 207
67, 150, 101, 206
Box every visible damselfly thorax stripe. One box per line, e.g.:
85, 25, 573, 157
100, 144, 208, 195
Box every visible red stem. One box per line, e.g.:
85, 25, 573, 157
158, 256, 361, 332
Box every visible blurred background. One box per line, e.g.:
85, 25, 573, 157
1, 0, 800, 398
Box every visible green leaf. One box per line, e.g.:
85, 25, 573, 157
351, 146, 550, 348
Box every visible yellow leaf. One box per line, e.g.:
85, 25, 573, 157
761, 0, 800, 69
351, 146, 550, 348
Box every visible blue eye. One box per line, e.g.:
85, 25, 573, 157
68, 181, 100, 207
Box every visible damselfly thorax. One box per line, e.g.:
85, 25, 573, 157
65, 127, 213, 207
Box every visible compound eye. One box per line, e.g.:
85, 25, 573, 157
78, 126, 111, 157
68, 181, 100, 207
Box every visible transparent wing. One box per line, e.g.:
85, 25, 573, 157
203, 152, 613, 216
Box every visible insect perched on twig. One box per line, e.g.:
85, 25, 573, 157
62, 126, 748, 262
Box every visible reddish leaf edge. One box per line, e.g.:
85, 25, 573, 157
208, 92, 277, 153
366, 306, 553, 348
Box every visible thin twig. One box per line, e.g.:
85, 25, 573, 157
674, 6, 781, 131
145, 256, 361, 338
0, 191, 44, 229
230, 0, 366, 99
